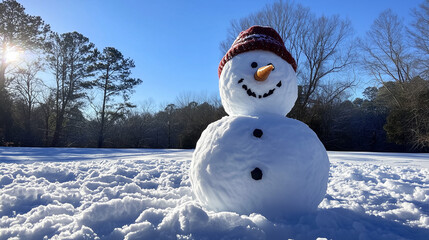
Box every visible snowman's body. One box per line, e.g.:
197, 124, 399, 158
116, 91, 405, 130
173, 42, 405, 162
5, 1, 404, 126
191, 115, 329, 218
191, 26, 329, 219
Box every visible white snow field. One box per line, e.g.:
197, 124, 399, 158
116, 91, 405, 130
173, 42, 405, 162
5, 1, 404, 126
0, 147, 428, 240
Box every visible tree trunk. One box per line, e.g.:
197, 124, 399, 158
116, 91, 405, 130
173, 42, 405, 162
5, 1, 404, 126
26, 95, 33, 134
44, 113, 50, 146
51, 109, 65, 147
97, 127, 104, 148
0, 68, 13, 143
0, 62, 6, 90
98, 69, 109, 148
97, 107, 105, 148
24, 103, 32, 145
167, 120, 171, 148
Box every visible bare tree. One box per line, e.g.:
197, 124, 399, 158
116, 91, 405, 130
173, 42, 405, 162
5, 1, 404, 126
174, 91, 215, 108
220, 0, 356, 119
409, 0, 429, 78
220, 0, 310, 66
175, 91, 201, 108
362, 9, 429, 150
360, 9, 413, 107
38, 89, 56, 146
298, 15, 355, 113
11, 60, 44, 132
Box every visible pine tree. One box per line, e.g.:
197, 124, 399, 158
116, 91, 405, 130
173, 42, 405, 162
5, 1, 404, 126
46, 32, 95, 146
86, 47, 142, 147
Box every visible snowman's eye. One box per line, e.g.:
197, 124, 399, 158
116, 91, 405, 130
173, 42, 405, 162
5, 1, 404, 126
268, 63, 275, 71
251, 62, 258, 68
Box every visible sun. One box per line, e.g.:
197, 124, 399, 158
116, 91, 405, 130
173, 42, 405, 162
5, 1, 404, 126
4, 46, 21, 63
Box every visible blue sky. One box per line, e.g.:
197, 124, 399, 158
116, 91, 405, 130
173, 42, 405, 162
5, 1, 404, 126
18, 0, 422, 110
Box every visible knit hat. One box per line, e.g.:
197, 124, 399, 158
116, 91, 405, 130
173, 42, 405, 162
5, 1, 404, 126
218, 25, 297, 77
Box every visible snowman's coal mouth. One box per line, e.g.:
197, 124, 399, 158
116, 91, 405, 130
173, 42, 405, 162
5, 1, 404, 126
237, 78, 282, 99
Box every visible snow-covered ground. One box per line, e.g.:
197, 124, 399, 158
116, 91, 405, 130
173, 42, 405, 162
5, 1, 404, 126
0, 147, 428, 240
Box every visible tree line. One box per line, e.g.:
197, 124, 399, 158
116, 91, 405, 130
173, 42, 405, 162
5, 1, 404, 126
221, 0, 428, 152
0, 0, 142, 148
0, 0, 428, 152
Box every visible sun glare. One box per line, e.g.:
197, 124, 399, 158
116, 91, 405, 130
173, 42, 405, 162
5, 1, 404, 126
4, 46, 21, 63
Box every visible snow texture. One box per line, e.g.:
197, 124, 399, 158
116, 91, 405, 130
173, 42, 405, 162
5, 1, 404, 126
219, 50, 297, 116
1, 147, 429, 239
191, 115, 329, 219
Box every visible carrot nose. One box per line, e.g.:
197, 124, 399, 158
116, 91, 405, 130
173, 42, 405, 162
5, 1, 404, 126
254, 65, 274, 82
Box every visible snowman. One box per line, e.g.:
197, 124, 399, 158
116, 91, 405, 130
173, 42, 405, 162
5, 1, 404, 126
190, 26, 330, 219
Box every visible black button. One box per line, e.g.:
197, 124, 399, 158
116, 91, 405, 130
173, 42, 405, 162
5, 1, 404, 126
253, 129, 263, 138
251, 167, 263, 180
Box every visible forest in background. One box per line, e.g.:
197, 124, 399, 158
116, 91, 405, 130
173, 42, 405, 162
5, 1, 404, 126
0, 0, 428, 152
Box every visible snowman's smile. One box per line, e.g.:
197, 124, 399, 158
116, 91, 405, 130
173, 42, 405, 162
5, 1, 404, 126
237, 78, 282, 99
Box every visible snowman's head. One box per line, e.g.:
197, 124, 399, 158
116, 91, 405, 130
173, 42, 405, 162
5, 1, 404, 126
218, 26, 298, 116
219, 50, 297, 116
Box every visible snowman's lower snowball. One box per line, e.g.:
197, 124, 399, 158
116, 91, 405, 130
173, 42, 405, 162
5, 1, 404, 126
191, 115, 330, 219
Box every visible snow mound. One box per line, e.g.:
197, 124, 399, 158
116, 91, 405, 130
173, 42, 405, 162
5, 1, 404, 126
0, 147, 428, 239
